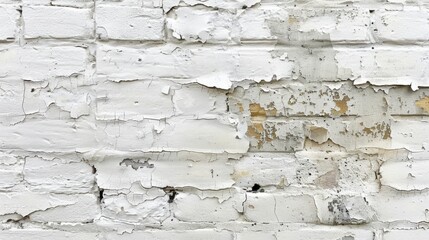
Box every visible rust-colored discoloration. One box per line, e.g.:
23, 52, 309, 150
247, 122, 264, 139
331, 95, 350, 116
247, 122, 278, 149
361, 122, 391, 140
249, 103, 277, 117
288, 16, 298, 24
236, 102, 244, 113
249, 103, 267, 118
416, 96, 429, 113
247, 103, 279, 149
232, 170, 250, 181
247, 122, 264, 149
384, 124, 392, 140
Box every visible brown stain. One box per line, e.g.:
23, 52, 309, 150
288, 16, 298, 24
383, 124, 391, 140
247, 122, 264, 149
249, 103, 267, 118
331, 95, 350, 116
232, 170, 250, 181
361, 122, 391, 140
416, 96, 429, 113
247, 122, 264, 139
249, 103, 277, 117
247, 103, 279, 149
248, 123, 279, 149
237, 102, 244, 113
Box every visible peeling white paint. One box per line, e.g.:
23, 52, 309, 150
0, 0, 428, 238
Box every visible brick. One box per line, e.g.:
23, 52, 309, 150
314, 195, 374, 224
232, 153, 297, 188
93, 152, 236, 190
236, 232, 276, 240
240, 6, 371, 43
174, 191, 244, 222
0, 230, 98, 240
24, 156, 94, 193
167, 7, 236, 43
390, 120, 429, 151
173, 83, 227, 116
367, 188, 429, 222
275, 228, 374, 240
150, 119, 248, 153
96, 6, 164, 41
386, 87, 429, 115
374, 10, 429, 42
165, 0, 260, 10
23, 80, 93, 118
0, 157, 23, 189
296, 151, 379, 193
95, 120, 156, 153
336, 47, 429, 89
30, 194, 100, 222
246, 119, 305, 152
104, 230, 233, 240
0, 46, 88, 81
150, 153, 235, 189
383, 229, 429, 240
244, 193, 318, 223
96, 0, 161, 8
96, 44, 293, 87
167, 6, 371, 43
0, 119, 97, 152
102, 193, 169, 224
0, 5, 19, 40
243, 115, 393, 152
380, 160, 429, 190
23, 6, 94, 39
96, 118, 248, 153
0, 192, 95, 217
233, 151, 378, 193
96, 80, 178, 120
228, 81, 386, 117
23, 0, 94, 8
94, 155, 153, 190
0, 79, 25, 125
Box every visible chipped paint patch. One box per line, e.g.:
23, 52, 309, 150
331, 95, 350, 116
415, 96, 429, 113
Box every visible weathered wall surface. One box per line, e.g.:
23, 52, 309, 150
1, 0, 429, 239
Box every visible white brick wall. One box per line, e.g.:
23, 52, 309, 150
0, 0, 428, 239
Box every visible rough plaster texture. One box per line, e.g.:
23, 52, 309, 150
0, 0, 429, 239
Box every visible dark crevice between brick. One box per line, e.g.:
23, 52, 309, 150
163, 186, 178, 203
